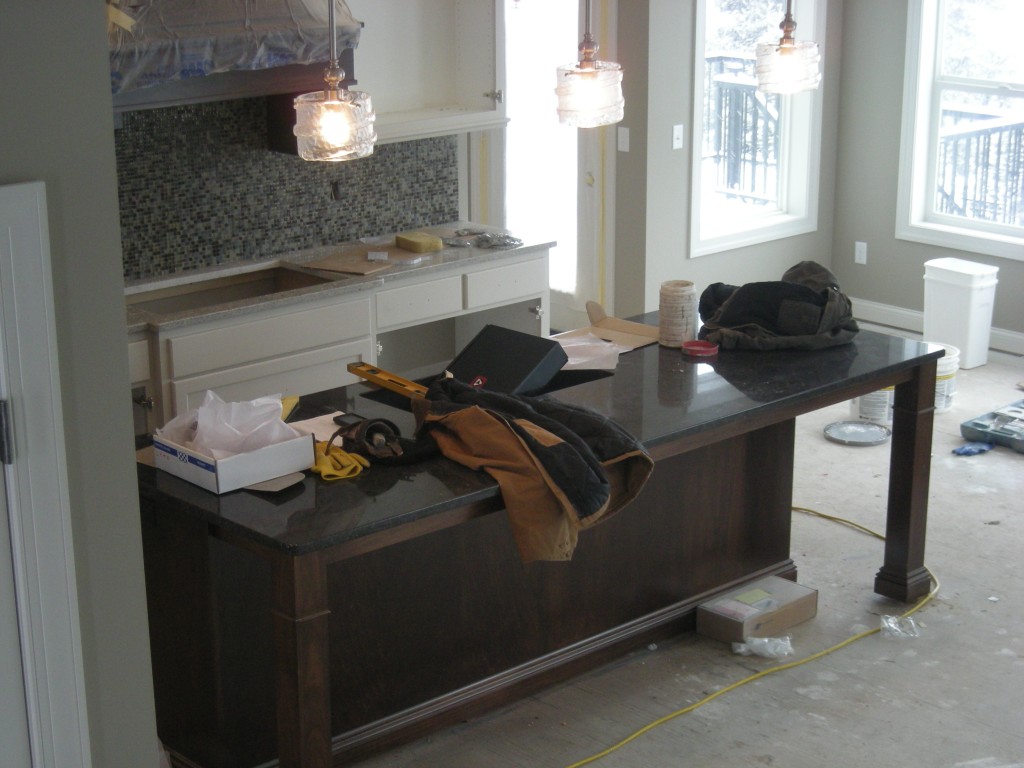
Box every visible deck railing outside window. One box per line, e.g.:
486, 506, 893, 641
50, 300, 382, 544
936, 108, 1024, 226
704, 55, 1023, 226
703, 54, 779, 207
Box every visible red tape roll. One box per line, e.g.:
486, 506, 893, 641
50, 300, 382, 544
681, 340, 719, 357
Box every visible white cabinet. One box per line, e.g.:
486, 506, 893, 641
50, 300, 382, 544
375, 275, 464, 330
151, 295, 374, 424
170, 341, 370, 415
113, 0, 506, 146
355, 0, 506, 143
372, 254, 549, 373
136, 245, 550, 427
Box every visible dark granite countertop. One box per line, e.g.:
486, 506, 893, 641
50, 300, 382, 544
136, 325, 942, 556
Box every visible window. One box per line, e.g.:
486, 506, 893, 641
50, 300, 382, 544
691, 0, 825, 257
897, 0, 1024, 261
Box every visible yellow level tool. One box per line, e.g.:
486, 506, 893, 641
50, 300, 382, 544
347, 362, 429, 399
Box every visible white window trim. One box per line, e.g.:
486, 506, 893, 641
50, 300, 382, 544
896, 0, 1024, 262
690, 0, 825, 258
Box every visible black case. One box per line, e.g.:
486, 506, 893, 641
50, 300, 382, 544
445, 325, 568, 395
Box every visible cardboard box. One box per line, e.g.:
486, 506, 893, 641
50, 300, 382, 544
152, 433, 314, 494
696, 576, 818, 643
553, 301, 660, 351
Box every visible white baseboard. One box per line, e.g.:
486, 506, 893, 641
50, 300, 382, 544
850, 297, 1024, 357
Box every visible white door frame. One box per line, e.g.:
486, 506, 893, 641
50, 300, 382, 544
1, 181, 92, 767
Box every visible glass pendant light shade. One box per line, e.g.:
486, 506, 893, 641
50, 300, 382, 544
555, 61, 624, 128
755, 40, 821, 94
294, 0, 375, 161
294, 89, 376, 160
555, 0, 624, 128
755, 0, 821, 95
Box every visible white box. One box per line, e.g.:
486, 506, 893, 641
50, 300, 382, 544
923, 257, 999, 369
152, 433, 314, 494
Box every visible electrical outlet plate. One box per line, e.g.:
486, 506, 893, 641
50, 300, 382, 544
855, 241, 867, 264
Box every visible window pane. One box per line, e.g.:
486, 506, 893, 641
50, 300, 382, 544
701, 0, 785, 228
939, 0, 1024, 83
693, 0, 823, 255
935, 87, 1024, 226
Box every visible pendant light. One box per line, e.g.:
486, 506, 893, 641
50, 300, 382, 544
555, 0, 624, 128
294, 0, 376, 161
755, 0, 821, 95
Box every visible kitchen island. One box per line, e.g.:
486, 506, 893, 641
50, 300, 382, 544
138, 325, 940, 768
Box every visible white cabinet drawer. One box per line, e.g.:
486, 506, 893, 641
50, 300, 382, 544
168, 298, 371, 378
127, 338, 150, 385
171, 338, 372, 414
375, 275, 462, 330
464, 258, 547, 309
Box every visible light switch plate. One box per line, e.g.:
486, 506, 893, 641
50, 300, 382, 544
672, 124, 685, 150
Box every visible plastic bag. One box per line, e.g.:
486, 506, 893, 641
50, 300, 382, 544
880, 615, 920, 639
731, 635, 794, 658
556, 331, 631, 370
156, 390, 300, 459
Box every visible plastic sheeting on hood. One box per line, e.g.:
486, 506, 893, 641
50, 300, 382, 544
108, 0, 362, 95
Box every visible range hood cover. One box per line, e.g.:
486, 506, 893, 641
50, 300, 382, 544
108, 0, 362, 95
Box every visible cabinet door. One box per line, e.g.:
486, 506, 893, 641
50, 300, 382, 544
127, 337, 151, 387
356, 0, 506, 143
171, 338, 373, 414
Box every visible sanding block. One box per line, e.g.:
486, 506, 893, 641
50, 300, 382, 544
395, 232, 443, 253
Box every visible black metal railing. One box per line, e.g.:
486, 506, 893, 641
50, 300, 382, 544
703, 54, 779, 205
703, 55, 1024, 227
936, 111, 1023, 226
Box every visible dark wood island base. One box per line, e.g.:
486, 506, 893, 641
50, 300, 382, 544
138, 328, 940, 768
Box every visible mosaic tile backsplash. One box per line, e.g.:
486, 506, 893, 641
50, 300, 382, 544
115, 98, 460, 281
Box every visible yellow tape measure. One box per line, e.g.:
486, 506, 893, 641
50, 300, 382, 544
347, 362, 429, 399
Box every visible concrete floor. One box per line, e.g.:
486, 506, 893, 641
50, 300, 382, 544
355, 344, 1024, 768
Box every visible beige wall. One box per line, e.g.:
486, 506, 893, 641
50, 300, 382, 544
831, 0, 1021, 338
0, 4, 160, 767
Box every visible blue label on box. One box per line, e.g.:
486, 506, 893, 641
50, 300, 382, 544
154, 441, 216, 473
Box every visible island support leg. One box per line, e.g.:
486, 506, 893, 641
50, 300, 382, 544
874, 358, 937, 602
272, 552, 332, 768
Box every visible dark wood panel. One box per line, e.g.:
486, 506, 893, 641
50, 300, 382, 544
322, 422, 795, 755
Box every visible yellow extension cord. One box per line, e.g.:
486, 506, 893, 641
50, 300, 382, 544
564, 506, 941, 768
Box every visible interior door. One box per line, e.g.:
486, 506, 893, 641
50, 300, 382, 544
0, 467, 32, 767
0, 181, 92, 768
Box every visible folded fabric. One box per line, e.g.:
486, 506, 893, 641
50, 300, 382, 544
311, 439, 370, 480
698, 261, 859, 351
412, 378, 654, 562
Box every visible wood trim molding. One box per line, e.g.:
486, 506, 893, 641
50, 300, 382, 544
0, 181, 92, 767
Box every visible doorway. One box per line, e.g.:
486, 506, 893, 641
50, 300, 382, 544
504, 0, 618, 331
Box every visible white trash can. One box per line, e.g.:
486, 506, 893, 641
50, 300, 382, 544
923, 257, 999, 369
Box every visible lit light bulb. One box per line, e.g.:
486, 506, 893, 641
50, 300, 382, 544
318, 102, 352, 147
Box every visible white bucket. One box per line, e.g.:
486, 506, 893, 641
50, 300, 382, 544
851, 386, 894, 425
928, 342, 960, 412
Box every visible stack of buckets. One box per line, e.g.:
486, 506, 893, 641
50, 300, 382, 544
851, 343, 959, 425
852, 256, 997, 425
